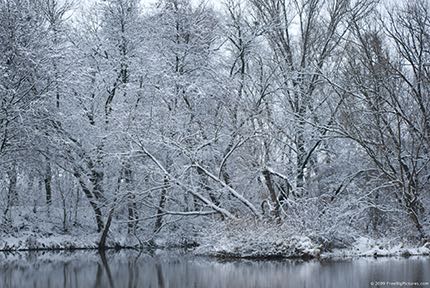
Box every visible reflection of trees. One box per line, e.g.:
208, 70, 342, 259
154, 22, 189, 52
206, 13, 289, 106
0, 253, 429, 287
156, 262, 166, 288
94, 259, 103, 288
94, 251, 115, 288
127, 250, 144, 288
100, 251, 115, 288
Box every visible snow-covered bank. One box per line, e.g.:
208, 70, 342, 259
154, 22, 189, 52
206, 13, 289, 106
0, 234, 98, 251
194, 235, 430, 260
1, 211, 429, 259
322, 237, 430, 259
0, 207, 145, 251
192, 221, 430, 260
195, 235, 320, 259
0, 232, 429, 260
0, 233, 140, 251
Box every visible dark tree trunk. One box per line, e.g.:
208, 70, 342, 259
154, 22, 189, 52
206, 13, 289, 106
74, 169, 104, 232
196, 166, 220, 206
124, 162, 138, 234
8, 164, 18, 206
404, 186, 426, 240
262, 169, 280, 220
44, 162, 52, 206
99, 206, 114, 250
89, 151, 105, 202
154, 176, 169, 233
296, 124, 306, 196
3, 163, 18, 222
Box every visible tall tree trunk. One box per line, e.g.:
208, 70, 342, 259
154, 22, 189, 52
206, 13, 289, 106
44, 162, 52, 207
124, 161, 138, 234
89, 149, 105, 202
154, 176, 169, 233
3, 163, 18, 223
8, 163, 18, 207
73, 169, 104, 232
296, 116, 306, 197
262, 169, 280, 220
74, 186, 80, 226
99, 206, 114, 250
196, 167, 219, 206
404, 184, 426, 240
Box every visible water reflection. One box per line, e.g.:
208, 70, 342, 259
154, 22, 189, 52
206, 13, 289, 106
0, 250, 429, 288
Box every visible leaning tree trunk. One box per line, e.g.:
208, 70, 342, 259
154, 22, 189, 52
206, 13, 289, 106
99, 206, 114, 251
73, 169, 104, 232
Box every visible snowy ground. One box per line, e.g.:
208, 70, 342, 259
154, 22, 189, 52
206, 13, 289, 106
1, 207, 429, 259
0, 206, 143, 251
193, 221, 430, 260
322, 237, 430, 259
1, 230, 428, 260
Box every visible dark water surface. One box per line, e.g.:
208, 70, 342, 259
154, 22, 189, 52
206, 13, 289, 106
0, 250, 429, 288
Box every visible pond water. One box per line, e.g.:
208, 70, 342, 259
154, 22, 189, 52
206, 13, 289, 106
0, 250, 429, 288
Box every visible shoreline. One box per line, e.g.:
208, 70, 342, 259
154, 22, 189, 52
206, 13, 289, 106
0, 235, 429, 261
